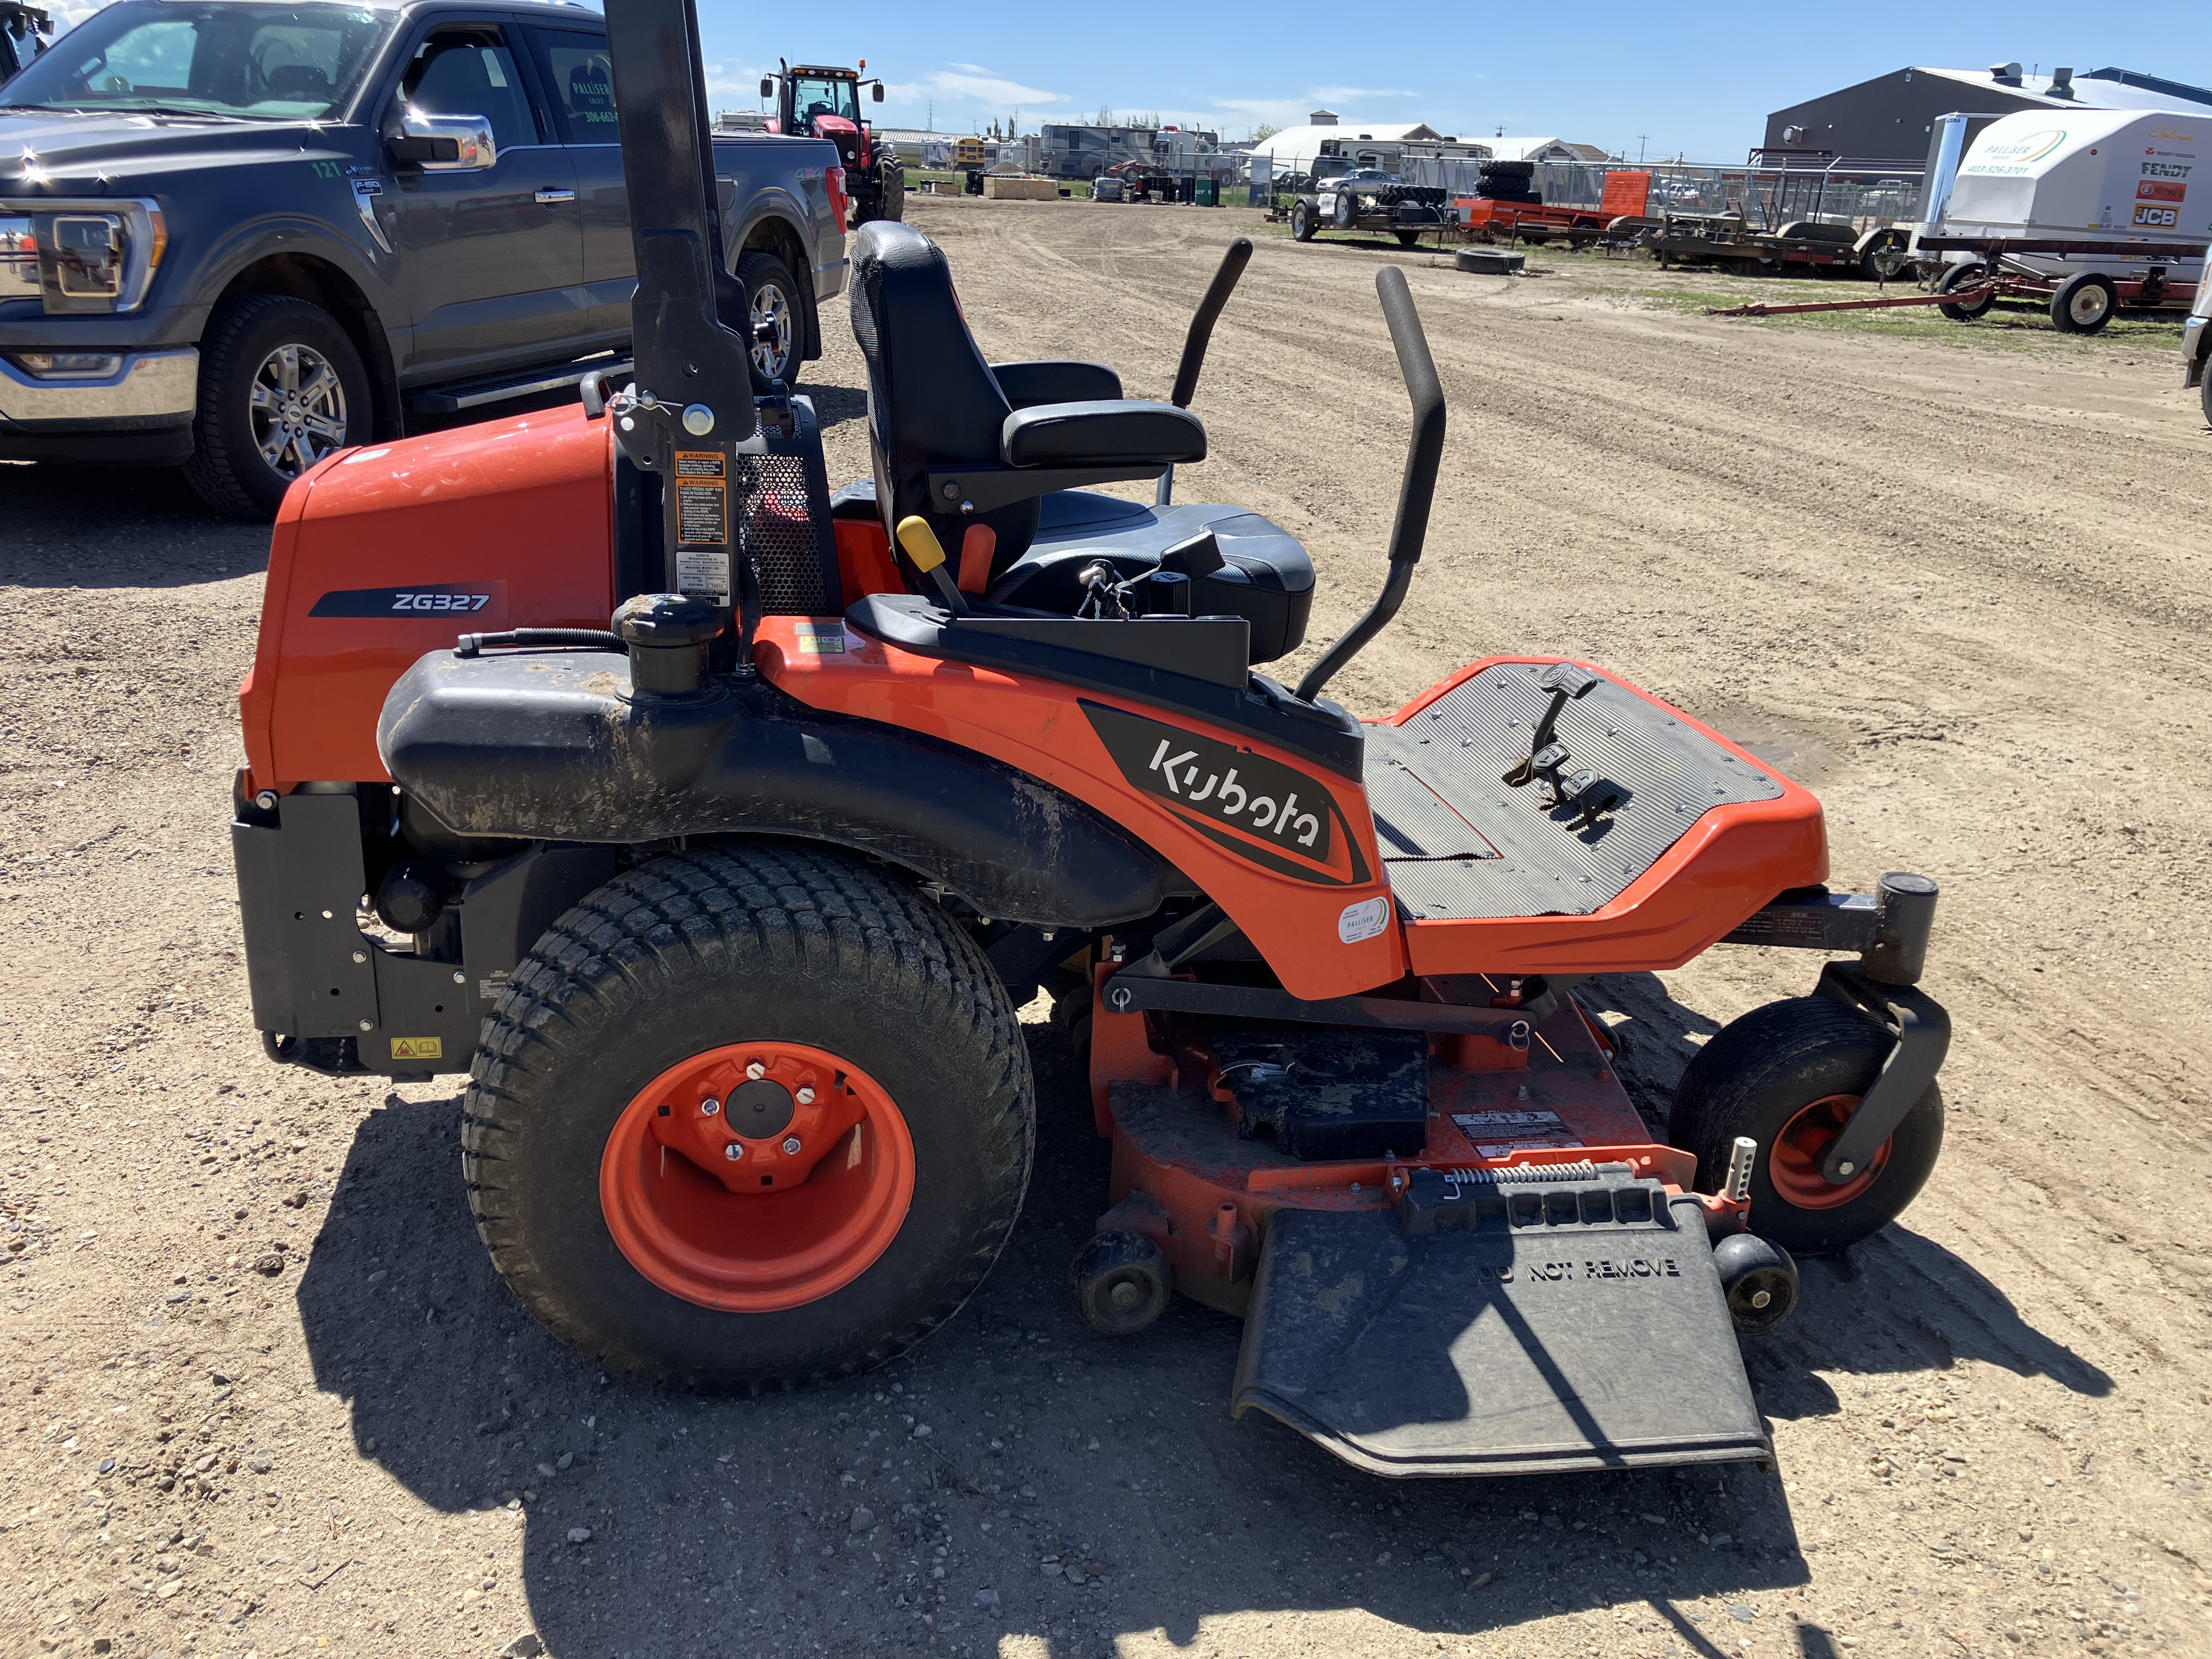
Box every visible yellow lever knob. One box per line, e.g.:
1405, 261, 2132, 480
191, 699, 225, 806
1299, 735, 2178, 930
895, 515, 947, 573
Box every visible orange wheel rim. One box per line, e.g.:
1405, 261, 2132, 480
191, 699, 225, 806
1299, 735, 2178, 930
1766, 1093, 1888, 1211
599, 1041, 916, 1312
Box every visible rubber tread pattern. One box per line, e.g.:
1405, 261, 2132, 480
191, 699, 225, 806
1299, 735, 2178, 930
183, 292, 367, 520
459, 843, 1034, 1390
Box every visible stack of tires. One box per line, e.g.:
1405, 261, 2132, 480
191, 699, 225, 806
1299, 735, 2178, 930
1477, 159, 1541, 204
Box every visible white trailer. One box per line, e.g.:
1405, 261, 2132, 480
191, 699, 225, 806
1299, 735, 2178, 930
1911, 108, 2208, 331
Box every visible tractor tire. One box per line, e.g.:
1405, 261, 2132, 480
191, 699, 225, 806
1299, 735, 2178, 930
1667, 996, 1944, 1257
733, 250, 802, 388
183, 292, 371, 520
1480, 160, 1536, 183
1935, 261, 1994, 321
877, 157, 906, 223
460, 844, 1035, 1391
2051, 272, 2117, 334
1291, 199, 1318, 241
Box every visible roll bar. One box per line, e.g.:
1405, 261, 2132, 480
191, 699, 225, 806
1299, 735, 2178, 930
1156, 237, 1252, 506
1293, 266, 1445, 704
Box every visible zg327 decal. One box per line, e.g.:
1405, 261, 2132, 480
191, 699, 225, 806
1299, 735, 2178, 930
1081, 701, 1370, 887
308, 582, 506, 619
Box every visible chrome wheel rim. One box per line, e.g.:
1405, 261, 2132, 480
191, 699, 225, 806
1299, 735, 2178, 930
750, 281, 794, 380
249, 342, 347, 480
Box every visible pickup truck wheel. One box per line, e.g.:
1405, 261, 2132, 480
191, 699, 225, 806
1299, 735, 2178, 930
183, 293, 370, 519
735, 251, 801, 387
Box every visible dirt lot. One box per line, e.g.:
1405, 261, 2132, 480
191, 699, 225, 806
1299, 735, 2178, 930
4, 196, 2209, 1659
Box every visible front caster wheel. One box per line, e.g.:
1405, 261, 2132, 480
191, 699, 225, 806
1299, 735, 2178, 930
1071, 1231, 1171, 1334
1668, 996, 1943, 1256
1714, 1232, 1798, 1335
461, 844, 1034, 1391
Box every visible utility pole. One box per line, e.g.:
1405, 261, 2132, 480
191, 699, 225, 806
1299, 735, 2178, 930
1637, 134, 1647, 162
926, 99, 933, 132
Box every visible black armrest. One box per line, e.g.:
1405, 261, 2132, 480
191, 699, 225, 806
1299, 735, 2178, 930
991, 360, 1124, 409
1001, 399, 1206, 468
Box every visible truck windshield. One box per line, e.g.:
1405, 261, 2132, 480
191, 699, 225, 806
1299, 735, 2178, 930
2, 2, 391, 121
790, 74, 857, 129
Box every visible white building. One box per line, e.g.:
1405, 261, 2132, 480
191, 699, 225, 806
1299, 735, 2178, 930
1248, 110, 1486, 178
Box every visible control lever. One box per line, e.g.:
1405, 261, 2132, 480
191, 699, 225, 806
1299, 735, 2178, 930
1158, 238, 1253, 506
1502, 663, 1602, 787
895, 516, 971, 616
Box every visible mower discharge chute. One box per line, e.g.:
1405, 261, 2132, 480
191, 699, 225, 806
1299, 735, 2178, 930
228, 0, 1951, 1478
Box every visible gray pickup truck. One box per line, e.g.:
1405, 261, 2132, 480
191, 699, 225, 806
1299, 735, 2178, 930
0, 0, 846, 515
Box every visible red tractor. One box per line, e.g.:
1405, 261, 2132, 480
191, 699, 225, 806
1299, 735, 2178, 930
761, 58, 902, 224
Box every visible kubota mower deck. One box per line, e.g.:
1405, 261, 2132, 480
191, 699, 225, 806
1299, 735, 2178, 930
225, 0, 1954, 1485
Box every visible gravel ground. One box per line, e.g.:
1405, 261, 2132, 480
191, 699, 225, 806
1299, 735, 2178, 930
2, 196, 2208, 1659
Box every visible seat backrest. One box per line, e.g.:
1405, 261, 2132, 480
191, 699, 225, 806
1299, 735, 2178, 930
848, 222, 1042, 569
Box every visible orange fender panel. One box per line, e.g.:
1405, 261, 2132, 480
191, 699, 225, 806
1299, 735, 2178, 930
240, 408, 619, 792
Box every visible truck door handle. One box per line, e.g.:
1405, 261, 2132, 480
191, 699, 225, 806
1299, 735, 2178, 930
534, 187, 577, 204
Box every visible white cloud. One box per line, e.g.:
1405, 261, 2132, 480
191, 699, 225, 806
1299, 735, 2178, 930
885, 65, 1063, 108
1309, 86, 1417, 103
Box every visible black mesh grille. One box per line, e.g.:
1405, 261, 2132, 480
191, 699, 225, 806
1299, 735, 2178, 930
735, 431, 839, 616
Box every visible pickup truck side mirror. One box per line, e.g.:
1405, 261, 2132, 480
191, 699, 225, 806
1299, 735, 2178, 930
871, 81, 884, 103
388, 106, 496, 171
759, 75, 774, 99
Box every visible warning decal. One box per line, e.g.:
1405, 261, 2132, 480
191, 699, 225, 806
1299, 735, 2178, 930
678, 480, 727, 546
674, 450, 726, 478
391, 1036, 443, 1061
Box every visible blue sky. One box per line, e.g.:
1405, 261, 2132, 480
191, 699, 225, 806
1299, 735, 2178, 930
694, 1, 2212, 160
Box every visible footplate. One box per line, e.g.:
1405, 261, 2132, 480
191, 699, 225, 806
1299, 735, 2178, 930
1231, 1165, 1770, 1477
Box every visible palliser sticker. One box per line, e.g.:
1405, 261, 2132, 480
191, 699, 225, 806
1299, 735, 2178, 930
1081, 701, 1368, 885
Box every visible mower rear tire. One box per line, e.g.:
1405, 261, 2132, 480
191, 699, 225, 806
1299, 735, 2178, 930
460, 844, 1034, 1391
1071, 1230, 1171, 1334
1667, 996, 1943, 1256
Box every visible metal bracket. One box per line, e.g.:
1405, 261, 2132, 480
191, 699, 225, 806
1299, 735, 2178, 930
1104, 964, 1532, 1041
1812, 961, 1950, 1186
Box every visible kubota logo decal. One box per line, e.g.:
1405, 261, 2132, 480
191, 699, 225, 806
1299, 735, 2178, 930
1081, 702, 1368, 887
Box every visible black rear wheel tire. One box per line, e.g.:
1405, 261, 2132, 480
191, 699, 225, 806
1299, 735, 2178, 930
2050, 272, 2117, 334
183, 292, 371, 520
1668, 996, 1943, 1256
1291, 199, 1317, 241
461, 843, 1034, 1391
733, 249, 803, 388
1936, 262, 1995, 321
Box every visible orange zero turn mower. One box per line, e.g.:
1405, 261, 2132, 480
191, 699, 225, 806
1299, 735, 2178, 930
227, 0, 1951, 1477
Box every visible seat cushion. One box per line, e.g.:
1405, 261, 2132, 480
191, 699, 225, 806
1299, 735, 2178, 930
990, 495, 1315, 665
1001, 400, 1206, 468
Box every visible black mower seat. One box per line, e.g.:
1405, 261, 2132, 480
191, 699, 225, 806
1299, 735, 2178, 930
843, 221, 1317, 664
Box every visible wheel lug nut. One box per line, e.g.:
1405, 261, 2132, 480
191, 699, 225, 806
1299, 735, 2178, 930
782, 1136, 802, 1155
701, 1098, 720, 1116
1836, 1161, 1855, 1176
723, 1143, 744, 1161
746, 1062, 766, 1080
795, 1086, 815, 1105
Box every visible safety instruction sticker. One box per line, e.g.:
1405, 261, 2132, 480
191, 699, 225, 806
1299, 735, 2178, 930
674, 450, 728, 547
390, 1036, 442, 1061
1453, 1110, 1582, 1159
796, 623, 848, 654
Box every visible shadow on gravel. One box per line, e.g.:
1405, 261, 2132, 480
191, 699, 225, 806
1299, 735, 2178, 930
1582, 973, 2114, 1406
1, 461, 269, 589
291, 1023, 1833, 1658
